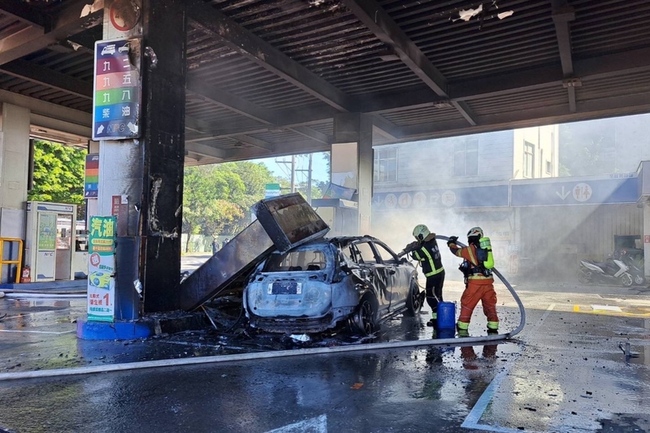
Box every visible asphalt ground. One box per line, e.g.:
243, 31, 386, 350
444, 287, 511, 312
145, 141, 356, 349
0, 255, 649, 433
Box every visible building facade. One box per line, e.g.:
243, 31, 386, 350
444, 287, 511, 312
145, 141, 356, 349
370, 120, 648, 283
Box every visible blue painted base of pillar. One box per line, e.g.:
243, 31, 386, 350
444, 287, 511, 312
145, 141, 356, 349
77, 318, 154, 340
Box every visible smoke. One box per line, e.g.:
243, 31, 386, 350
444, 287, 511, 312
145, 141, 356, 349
365, 113, 650, 287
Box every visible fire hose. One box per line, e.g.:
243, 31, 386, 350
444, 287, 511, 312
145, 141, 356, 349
399, 234, 526, 341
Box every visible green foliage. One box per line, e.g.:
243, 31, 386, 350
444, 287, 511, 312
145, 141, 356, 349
28, 140, 86, 217
182, 162, 277, 251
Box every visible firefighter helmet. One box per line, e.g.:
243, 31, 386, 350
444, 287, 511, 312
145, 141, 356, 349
412, 224, 430, 241
467, 226, 483, 239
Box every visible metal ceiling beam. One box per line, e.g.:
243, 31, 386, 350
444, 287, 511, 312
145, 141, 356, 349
399, 91, 650, 142
0, 88, 91, 130
187, 78, 275, 125
341, 0, 477, 126
186, 0, 353, 112
184, 44, 650, 143
186, 80, 328, 146
233, 134, 275, 152
552, 0, 577, 112
450, 47, 650, 101
184, 142, 228, 160
371, 115, 399, 141
288, 126, 330, 145
0, 0, 103, 65
0, 59, 92, 99
0, 0, 46, 27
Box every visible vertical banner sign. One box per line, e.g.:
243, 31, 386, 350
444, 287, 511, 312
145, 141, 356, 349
84, 153, 99, 198
87, 216, 116, 322
92, 38, 142, 140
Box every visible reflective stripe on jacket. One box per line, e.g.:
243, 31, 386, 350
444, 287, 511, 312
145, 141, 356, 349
411, 236, 444, 277
450, 243, 493, 281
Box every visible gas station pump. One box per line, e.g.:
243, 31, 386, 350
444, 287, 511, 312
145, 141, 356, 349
24, 201, 77, 282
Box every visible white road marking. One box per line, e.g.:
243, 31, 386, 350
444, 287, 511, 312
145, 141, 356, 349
461, 304, 555, 432
265, 414, 327, 433
0, 329, 74, 335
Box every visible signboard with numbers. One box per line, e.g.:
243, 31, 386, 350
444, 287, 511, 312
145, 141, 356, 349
92, 38, 142, 140
87, 216, 116, 322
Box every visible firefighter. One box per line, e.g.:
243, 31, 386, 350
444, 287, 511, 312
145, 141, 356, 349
447, 227, 499, 337
402, 224, 445, 328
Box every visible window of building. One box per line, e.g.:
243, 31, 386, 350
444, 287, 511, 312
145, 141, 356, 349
546, 160, 552, 174
374, 147, 397, 183
523, 141, 535, 178
453, 139, 478, 176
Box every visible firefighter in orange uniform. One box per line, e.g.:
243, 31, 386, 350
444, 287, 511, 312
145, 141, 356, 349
447, 227, 499, 336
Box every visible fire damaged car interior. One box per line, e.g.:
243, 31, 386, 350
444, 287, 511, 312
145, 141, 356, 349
242, 235, 425, 336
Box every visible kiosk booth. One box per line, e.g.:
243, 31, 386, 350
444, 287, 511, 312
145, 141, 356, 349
24, 201, 78, 282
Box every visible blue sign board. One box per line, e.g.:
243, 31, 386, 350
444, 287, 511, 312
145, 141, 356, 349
373, 185, 508, 210
373, 176, 640, 210
511, 177, 638, 206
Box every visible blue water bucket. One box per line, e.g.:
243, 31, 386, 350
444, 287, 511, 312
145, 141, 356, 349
437, 301, 456, 330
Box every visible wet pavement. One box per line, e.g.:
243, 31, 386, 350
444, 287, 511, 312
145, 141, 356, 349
0, 255, 649, 432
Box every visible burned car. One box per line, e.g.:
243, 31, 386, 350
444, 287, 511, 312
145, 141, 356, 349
243, 235, 424, 335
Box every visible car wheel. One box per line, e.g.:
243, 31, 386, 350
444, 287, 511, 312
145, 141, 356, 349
352, 296, 378, 336
620, 272, 633, 287
404, 278, 423, 316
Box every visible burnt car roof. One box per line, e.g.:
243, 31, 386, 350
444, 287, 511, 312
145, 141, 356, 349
284, 235, 385, 249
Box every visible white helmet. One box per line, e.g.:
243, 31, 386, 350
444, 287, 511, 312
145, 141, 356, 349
412, 224, 430, 240
467, 226, 483, 238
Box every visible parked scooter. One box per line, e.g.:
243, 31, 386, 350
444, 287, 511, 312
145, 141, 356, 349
578, 256, 633, 286
613, 248, 645, 285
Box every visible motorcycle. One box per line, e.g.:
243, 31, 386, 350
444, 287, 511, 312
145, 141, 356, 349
578, 257, 634, 286
613, 248, 645, 286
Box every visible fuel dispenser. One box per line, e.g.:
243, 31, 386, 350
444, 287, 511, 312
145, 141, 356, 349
24, 201, 77, 282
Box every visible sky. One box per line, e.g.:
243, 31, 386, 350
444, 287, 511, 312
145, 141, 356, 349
252, 152, 330, 183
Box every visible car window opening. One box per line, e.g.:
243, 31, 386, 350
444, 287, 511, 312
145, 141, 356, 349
263, 250, 327, 272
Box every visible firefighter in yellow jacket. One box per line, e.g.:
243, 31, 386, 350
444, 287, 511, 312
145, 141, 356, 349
402, 224, 445, 328
447, 227, 499, 336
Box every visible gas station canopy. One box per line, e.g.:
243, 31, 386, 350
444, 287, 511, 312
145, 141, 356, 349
1, 0, 649, 164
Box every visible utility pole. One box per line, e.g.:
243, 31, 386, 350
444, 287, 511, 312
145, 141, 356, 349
278, 153, 314, 201
307, 153, 312, 203
290, 155, 296, 193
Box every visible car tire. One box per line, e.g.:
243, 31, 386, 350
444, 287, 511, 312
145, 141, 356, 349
404, 278, 423, 316
352, 295, 378, 336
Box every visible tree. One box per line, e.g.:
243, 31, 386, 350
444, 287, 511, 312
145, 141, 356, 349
28, 140, 86, 219
182, 162, 277, 251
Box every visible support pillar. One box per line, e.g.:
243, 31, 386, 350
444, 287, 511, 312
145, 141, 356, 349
640, 161, 650, 281
139, 0, 186, 312
331, 113, 373, 235
0, 103, 30, 239
644, 201, 650, 281
78, 0, 186, 339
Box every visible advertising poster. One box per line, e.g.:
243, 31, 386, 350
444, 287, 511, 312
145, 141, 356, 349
87, 216, 116, 322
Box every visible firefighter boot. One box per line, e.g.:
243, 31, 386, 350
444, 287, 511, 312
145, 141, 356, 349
456, 321, 469, 338
487, 321, 499, 335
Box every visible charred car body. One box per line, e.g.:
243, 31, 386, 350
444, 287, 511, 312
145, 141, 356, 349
243, 235, 424, 335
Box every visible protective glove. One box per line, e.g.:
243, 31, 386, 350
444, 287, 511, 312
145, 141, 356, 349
405, 241, 418, 251
447, 236, 458, 246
